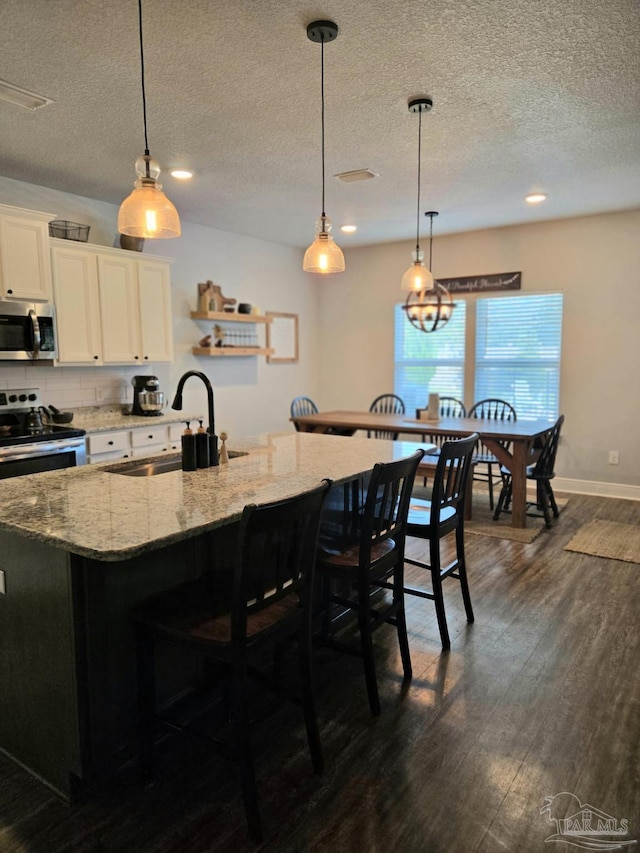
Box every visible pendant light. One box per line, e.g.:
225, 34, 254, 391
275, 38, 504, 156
400, 98, 454, 333
303, 21, 345, 275
118, 0, 180, 239
403, 211, 455, 333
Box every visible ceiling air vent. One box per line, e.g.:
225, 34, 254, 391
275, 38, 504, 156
334, 169, 379, 183
0, 79, 53, 110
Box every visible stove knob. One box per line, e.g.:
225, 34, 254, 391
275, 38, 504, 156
18, 394, 27, 402
28, 393, 37, 401
8, 394, 17, 403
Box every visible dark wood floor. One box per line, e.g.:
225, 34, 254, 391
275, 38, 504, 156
1, 492, 639, 853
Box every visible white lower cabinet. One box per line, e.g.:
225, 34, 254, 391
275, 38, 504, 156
86, 424, 183, 465
51, 240, 173, 365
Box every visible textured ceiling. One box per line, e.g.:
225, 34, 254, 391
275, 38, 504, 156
1, 0, 639, 247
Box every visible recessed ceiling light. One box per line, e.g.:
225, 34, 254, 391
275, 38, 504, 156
525, 192, 547, 204
0, 79, 53, 110
340, 225, 357, 234
170, 169, 194, 179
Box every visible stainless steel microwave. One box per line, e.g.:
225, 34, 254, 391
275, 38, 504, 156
0, 300, 58, 360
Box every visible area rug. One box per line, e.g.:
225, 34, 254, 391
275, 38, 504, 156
464, 495, 567, 544
411, 486, 568, 544
564, 519, 640, 564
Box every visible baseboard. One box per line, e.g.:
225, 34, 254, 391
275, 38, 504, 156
553, 477, 640, 502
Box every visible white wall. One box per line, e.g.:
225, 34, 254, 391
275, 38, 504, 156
0, 175, 319, 438
317, 210, 640, 492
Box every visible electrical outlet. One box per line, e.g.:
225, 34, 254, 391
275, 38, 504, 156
608, 450, 619, 465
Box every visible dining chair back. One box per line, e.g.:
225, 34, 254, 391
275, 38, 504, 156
494, 415, 565, 528
467, 398, 517, 508
404, 433, 479, 649
135, 479, 332, 842
317, 449, 424, 715
291, 396, 319, 430
368, 393, 406, 440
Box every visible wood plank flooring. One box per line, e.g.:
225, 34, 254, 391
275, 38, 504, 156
0, 492, 639, 852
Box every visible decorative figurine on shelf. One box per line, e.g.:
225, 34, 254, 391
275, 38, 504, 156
209, 284, 236, 313
212, 324, 226, 348
197, 280, 216, 313
219, 431, 229, 464
198, 334, 212, 348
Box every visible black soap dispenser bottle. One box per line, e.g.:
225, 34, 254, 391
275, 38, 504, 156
195, 420, 210, 468
181, 421, 197, 471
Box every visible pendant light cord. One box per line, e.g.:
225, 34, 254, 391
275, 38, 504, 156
321, 35, 326, 218
138, 0, 151, 168
428, 212, 434, 268
415, 108, 422, 254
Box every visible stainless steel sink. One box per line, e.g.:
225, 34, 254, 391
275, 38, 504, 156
104, 450, 247, 477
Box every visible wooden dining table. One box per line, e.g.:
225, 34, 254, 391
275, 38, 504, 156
291, 410, 555, 528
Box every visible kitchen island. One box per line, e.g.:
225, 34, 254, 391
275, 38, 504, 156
0, 432, 430, 800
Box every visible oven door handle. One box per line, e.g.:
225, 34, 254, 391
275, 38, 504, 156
29, 309, 41, 360
0, 438, 85, 461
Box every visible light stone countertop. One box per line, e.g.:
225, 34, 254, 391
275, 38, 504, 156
68, 405, 204, 434
0, 434, 428, 562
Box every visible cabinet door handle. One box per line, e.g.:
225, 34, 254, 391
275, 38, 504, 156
6, 289, 13, 295
108, 440, 114, 446
94, 355, 99, 360
134, 355, 139, 360
144, 355, 149, 360
148, 435, 153, 440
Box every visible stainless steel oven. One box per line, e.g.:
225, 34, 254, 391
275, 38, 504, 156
0, 300, 58, 360
0, 388, 85, 480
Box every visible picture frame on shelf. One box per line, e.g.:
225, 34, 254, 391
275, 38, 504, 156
266, 312, 299, 363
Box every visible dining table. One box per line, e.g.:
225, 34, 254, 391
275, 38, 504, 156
291, 410, 556, 528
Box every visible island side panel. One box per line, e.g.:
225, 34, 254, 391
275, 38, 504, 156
0, 532, 82, 799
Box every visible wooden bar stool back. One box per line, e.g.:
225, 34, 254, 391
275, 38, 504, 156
135, 479, 332, 842
317, 449, 424, 715
404, 433, 478, 649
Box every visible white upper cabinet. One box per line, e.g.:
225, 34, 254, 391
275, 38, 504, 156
50, 239, 174, 366
97, 254, 141, 363
0, 204, 54, 302
51, 244, 103, 363
138, 259, 173, 363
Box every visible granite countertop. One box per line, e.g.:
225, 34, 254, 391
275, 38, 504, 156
69, 405, 204, 434
0, 433, 427, 562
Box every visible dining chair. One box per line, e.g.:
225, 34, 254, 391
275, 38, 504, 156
368, 393, 406, 440
493, 415, 564, 528
135, 480, 332, 842
467, 398, 517, 509
290, 396, 319, 430
404, 433, 478, 650
316, 449, 424, 715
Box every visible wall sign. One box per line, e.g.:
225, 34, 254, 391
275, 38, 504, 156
438, 271, 522, 294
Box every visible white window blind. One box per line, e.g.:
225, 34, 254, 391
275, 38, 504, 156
475, 293, 563, 421
394, 302, 466, 415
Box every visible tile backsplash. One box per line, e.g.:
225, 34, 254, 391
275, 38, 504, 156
0, 363, 160, 409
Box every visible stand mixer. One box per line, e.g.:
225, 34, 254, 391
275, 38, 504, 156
129, 375, 166, 416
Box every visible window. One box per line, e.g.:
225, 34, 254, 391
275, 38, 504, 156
394, 293, 563, 421
475, 294, 563, 421
394, 301, 466, 415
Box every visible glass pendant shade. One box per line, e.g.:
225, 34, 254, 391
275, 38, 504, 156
400, 248, 434, 292
303, 215, 345, 274
118, 154, 181, 239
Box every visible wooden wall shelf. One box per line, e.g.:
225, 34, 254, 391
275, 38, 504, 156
190, 311, 272, 324
192, 346, 275, 357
